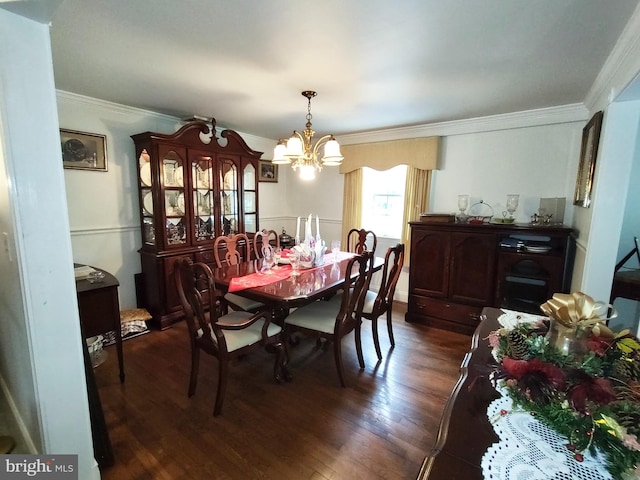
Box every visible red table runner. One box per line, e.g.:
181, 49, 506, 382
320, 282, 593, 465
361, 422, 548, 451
227, 252, 356, 292
228, 265, 293, 292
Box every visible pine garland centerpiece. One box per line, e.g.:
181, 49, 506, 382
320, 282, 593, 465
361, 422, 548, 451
489, 292, 640, 480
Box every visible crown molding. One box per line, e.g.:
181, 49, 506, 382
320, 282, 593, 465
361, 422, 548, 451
56, 90, 180, 122
57, 90, 588, 147
584, 3, 640, 110
338, 104, 588, 145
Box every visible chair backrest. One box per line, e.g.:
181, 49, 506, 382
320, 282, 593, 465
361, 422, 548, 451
346, 228, 377, 255
253, 229, 279, 259
173, 258, 218, 347
213, 233, 250, 267
369, 243, 405, 315
337, 251, 373, 328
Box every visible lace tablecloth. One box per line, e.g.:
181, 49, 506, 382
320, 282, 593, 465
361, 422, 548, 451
481, 383, 612, 480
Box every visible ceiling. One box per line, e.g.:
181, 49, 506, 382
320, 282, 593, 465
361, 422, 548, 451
38, 0, 640, 139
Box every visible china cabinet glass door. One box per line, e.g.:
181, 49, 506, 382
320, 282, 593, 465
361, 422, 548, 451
138, 149, 155, 245
243, 162, 257, 233
191, 154, 215, 243
219, 156, 239, 235
161, 148, 186, 246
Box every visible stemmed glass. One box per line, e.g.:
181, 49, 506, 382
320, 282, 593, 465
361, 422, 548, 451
331, 240, 341, 263
289, 251, 301, 276
261, 245, 275, 274
272, 247, 282, 269
506, 194, 519, 219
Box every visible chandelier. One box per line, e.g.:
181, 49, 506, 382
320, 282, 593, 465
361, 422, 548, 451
272, 91, 343, 180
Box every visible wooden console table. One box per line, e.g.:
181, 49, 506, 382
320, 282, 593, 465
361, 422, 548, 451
417, 307, 501, 479
75, 265, 124, 383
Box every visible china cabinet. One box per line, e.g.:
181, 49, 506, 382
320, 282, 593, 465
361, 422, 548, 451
406, 221, 574, 334
132, 120, 262, 328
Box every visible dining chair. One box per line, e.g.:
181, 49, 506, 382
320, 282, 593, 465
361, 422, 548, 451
359, 243, 405, 360
173, 257, 287, 416
213, 233, 251, 266
347, 228, 377, 255
253, 229, 279, 259
283, 252, 372, 387
213, 233, 264, 313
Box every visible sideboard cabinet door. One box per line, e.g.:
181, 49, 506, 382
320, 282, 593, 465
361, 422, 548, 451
449, 231, 497, 305
410, 228, 450, 298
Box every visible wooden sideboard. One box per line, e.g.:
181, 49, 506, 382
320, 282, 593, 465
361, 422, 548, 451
406, 222, 574, 335
75, 265, 124, 383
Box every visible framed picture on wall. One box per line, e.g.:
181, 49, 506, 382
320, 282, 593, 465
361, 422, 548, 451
258, 160, 278, 183
573, 110, 604, 207
60, 129, 108, 171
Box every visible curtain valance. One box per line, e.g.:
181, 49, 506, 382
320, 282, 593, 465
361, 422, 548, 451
339, 137, 440, 173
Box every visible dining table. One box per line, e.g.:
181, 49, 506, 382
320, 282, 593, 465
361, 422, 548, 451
211, 251, 383, 324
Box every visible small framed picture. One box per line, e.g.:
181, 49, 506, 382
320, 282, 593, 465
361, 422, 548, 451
573, 111, 604, 207
258, 160, 278, 183
60, 129, 108, 171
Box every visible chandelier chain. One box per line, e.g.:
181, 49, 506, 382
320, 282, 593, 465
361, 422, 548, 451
306, 96, 313, 130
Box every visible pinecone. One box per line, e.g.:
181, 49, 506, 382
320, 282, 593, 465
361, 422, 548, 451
508, 330, 529, 359
611, 358, 635, 381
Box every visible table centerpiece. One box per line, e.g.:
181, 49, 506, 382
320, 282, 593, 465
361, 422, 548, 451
487, 292, 640, 479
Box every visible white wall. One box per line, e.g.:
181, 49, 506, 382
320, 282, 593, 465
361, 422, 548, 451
430, 123, 583, 224
607, 100, 640, 334
0, 8, 98, 480
573, 7, 640, 308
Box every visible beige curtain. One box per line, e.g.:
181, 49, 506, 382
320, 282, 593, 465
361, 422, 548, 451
341, 168, 363, 245
401, 167, 432, 265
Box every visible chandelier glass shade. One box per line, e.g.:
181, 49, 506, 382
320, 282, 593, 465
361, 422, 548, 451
272, 91, 343, 180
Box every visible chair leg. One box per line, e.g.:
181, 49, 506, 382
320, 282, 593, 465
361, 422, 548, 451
188, 347, 200, 397
371, 316, 383, 361
386, 308, 395, 348
272, 340, 292, 382
333, 338, 347, 388
214, 360, 228, 416
355, 324, 366, 368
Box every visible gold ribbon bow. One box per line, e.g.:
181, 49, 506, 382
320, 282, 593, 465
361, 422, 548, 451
540, 291, 617, 335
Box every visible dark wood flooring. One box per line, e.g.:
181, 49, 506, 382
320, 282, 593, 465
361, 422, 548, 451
95, 303, 470, 480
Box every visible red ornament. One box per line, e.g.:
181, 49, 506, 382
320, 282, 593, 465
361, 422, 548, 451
566, 444, 576, 452
500, 409, 508, 416
574, 453, 584, 462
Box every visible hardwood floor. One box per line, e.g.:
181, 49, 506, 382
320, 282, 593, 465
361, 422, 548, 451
95, 303, 470, 480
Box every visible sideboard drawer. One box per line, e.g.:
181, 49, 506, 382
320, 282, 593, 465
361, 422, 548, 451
409, 295, 482, 327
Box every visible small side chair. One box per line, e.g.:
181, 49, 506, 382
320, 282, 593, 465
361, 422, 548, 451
360, 243, 405, 360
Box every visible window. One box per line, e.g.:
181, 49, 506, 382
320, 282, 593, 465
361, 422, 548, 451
361, 165, 406, 238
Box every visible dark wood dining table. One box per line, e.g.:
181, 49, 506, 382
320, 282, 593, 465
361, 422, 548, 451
417, 307, 502, 480
211, 253, 383, 323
